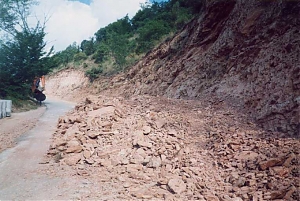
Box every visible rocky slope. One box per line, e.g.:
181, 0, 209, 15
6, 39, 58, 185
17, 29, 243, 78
46, 95, 299, 200
44, 0, 300, 200
94, 0, 299, 135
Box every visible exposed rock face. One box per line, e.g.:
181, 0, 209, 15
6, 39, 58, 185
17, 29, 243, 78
98, 0, 299, 135
45, 0, 300, 199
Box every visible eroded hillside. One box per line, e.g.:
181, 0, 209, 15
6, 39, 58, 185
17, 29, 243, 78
44, 0, 300, 200
92, 0, 299, 135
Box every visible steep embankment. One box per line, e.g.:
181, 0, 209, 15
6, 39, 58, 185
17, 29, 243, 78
44, 0, 299, 200
96, 0, 299, 135
45, 69, 89, 102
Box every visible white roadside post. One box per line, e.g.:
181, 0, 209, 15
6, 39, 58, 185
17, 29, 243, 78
0, 100, 6, 118
0, 100, 12, 118
0, 100, 3, 118
5, 100, 12, 117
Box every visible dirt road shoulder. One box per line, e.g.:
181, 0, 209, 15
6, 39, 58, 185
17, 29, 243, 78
0, 106, 46, 153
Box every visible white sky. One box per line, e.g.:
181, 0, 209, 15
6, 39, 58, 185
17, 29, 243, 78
29, 0, 150, 52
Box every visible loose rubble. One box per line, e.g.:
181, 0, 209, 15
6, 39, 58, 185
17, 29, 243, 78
47, 95, 299, 200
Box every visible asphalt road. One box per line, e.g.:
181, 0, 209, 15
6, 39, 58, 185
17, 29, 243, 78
0, 98, 76, 199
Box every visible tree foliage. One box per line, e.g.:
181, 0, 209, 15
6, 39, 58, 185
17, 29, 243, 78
0, 0, 37, 35
80, 38, 95, 56
0, 25, 52, 99
0, 0, 53, 101
51, 0, 204, 77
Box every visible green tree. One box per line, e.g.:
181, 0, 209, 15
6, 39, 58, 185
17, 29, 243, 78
54, 42, 79, 66
80, 38, 95, 56
0, 0, 37, 35
50, 0, 200, 79
136, 20, 170, 53
74, 52, 88, 62
94, 16, 134, 70
92, 43, 109, 63
0, 0, 53, 100
0, 25, 52, 99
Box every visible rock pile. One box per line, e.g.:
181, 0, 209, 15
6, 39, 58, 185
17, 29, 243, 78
91, 0, 300, 135
48, 95, 299, 200
204, 117, 299, 201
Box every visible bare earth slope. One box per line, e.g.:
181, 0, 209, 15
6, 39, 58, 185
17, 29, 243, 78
44, 0, 299, 200
94, 0, 299, 135
45, 69, 89, 102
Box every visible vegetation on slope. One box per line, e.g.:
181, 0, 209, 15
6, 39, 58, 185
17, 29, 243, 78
50, 0, 204, 81
0, 0, 204, 104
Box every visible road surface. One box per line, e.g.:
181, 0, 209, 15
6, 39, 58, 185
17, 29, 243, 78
0, 98, 78, 199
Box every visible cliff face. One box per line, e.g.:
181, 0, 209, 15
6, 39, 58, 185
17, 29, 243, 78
109, 0, 299, 135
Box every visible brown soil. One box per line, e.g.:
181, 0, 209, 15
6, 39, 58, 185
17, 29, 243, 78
1, 0, 299, 200
40, 0, 300, 199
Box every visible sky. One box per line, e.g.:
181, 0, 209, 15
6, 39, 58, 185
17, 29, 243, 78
29, 0, 167, 52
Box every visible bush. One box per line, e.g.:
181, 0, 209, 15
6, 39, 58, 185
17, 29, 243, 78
73, 52, 88, 62
85, 66, 103, 81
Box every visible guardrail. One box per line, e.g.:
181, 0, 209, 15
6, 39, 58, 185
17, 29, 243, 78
0, 100, 12, 119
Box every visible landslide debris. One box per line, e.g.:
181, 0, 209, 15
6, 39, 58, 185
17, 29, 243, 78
47, 95, 299, 200
45, 0, 299, 200
92, 0, 300, 135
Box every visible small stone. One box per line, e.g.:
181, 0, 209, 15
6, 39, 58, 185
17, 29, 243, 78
87, 132, 100, 139
84, 158, 94, 165
161, 154, 167, 162
234, 177, 246, 187
283, 153, 295, 167
126, 164, 143, 173
204, 194, 219, 201
232, 197, 243, 201
130, 153, 145, 164
99, 159, 112, 167
168, 129, 178, 136
123, 182, 131, 188
155, 119, 166, 129
137, 140, 152, 148
65, 145, 83, 153
143, 126, 151, 135
64, 154, 81, 166
54, 139, 67, 147
83, 149, 92, 159
234, 151, 258, 161
229, 127, 236, 132
259, 157, 285, 170
271, 166, 289, 177
242, 194, 249, 199
167, 178, 186, 194
117, 176, 126, 182
147, 156, 162, 168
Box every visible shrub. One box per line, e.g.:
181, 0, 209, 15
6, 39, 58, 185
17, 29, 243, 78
73, 52, 87, 62
85, 66, 103, 81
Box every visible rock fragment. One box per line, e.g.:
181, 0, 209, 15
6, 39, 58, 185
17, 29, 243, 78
167, 178, 186, 194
